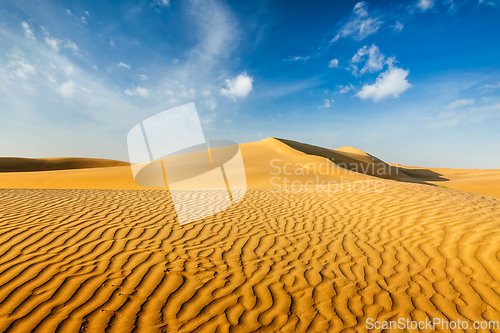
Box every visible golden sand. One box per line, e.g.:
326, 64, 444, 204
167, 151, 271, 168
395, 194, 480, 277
0, 138, 499, 332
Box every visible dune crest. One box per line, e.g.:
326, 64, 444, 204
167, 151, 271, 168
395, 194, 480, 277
334, 145, 369, 156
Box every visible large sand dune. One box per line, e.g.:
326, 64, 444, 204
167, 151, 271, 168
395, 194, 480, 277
0, 138, 499, 332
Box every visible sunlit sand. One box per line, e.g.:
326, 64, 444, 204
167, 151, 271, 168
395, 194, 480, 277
0, 138, 499, 332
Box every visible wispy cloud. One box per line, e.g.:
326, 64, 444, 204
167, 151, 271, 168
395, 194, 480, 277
124, 86, 149, 98
336, 83, 354, 94
417, 0, 434, 11
0, 32, 141, 157
478, 0, 500, 7
44, 36, 60, 51
445, 99, 474, 109
1, 50, 36, 79
393, 21, 404, 32
318, 98, 333, 108
43, 30, 79, 54
350, 44, 388, 75
287, 56, 311, 62
153, 0, 170, 7
330, 2, 384, 43
21, 22, 35, 40
425, 103, 500, 128
480, 81, 500, 91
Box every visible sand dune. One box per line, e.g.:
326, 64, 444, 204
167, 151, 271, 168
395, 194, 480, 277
0, 157, 129, 173
0, 138, 498, 198
0, 138, 499, 332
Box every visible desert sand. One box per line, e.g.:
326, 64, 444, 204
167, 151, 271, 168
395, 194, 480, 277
0, 138, 499, 332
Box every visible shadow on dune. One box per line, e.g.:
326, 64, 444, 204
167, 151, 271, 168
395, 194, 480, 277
275, 138, 448, 184
396, 167, 448, 182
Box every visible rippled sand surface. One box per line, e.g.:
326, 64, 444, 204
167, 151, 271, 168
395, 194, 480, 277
0, 182, 499, 332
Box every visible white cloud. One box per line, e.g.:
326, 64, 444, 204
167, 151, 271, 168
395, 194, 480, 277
220, 72, 253, 100
118, 62, 131, 69
2, 51, 36, 79
0, 29, 151, 160
58, 81, 75, 98
124, 86, 149, 98
288, 56, 310, 62
66, 9, 73, 15
445, 99, 474, 109
84, 11, 89, 16
45, 36, 60, 51
43, 33, 78, 54
139, 74, 148, 80
356, 67, 412, 101
154, 0, 170, 7
206, 100, 217, 110
81, 16, 87, 24
350, 44, 388, 75
319, 98, 333, 108
64, 39, 79, 53
328, 59, 339, 68
417, 0, 434, 11
478, 0, 500, 6
330, 2, 384, 42
362, 45, 385, 74
110, 38, 114, 47
172, 59, 178, 64
21, 22, 35, 40
336, 83, 354, 94
393, 21, 404, 32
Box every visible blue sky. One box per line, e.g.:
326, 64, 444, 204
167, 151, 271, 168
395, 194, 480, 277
0, 0, 499, 168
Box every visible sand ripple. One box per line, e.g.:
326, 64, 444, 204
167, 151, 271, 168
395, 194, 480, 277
0, 183, 499, 332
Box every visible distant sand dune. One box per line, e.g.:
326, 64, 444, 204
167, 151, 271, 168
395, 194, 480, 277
0, 157, 129, 172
